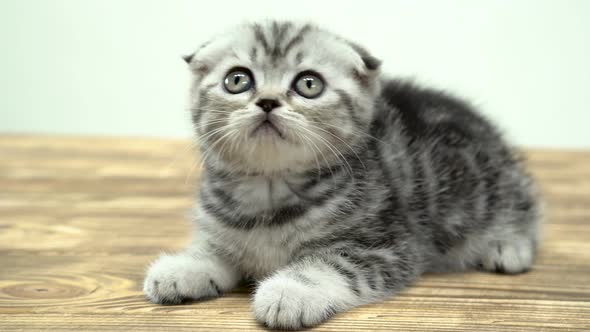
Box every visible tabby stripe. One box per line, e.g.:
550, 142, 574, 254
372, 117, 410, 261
334, 89, 363, 129
193, 89, 210, 130
297, 167, 349, 202
301, 164, 346, 191
291, 178, 351, 207
475, 150, 502, 223
420, 149, 438, 222
363, 254, 392, 289
203, 195, 310, 230
206, 163, 263, 179
270, 21, 292, 60
282, 24, 312, 57
409, 151, 429, 225
483, 169, 502, 223
295, 52, 304, 65
292, 272, 316, 286
324, 259, 361, 296
345, 252, 379, 291
211, 186, 239, 209
249, 46, 258, 62
202, 170, 356, 230
372, 139, 397, 208
252, 24, 271, 55
461, 150, 486, 223
193, 84, 218, 134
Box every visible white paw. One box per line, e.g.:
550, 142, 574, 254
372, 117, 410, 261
253, 276, 335, 330
143, 253, 231, 304
481, 239, 535, 274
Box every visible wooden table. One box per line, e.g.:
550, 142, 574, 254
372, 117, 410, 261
1, 135, 589, 331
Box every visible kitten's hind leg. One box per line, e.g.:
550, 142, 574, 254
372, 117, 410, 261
479, 198, 542, 274
479, 236, 537, 274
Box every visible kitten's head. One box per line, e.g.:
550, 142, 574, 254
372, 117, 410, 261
187, 21, 381, 174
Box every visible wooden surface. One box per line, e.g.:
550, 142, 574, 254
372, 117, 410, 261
0, 135, 589, 331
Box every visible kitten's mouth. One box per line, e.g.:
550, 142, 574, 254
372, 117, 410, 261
252, 119, 284, 139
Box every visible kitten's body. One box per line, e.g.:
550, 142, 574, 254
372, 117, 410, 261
144, 22, 541, 329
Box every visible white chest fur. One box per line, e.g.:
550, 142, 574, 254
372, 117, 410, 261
195, 176, 320, 279
197, 208, 323, 279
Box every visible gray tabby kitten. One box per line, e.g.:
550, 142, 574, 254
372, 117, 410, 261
144, 21, 541, 329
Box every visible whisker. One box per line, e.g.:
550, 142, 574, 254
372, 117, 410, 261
191, 107, 235, 114
189, 123, 240, 182
305, 119, 387, 144
306, 127, 355, 181
157, 140, 198, 181
217, 129, 239, 161
290, 122, 345, 181
294, 131, 325, 182
303, 122, 367, 172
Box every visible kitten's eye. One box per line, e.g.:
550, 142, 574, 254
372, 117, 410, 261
293, 72, 324, 99
224, 68, 253, 94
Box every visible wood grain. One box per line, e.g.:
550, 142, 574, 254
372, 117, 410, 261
0, 134, 589, 331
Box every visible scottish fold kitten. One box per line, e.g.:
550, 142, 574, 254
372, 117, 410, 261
144, 21, 541, 329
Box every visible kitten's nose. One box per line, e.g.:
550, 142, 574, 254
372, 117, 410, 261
255, 98, 281, 113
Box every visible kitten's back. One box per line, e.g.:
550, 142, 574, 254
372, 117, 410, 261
378, 79, 501, 148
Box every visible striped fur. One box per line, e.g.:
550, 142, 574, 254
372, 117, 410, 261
144, 21, 541, 329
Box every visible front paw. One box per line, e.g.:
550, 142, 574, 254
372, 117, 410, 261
143, 254, 224, 304
253, 276, 335, 330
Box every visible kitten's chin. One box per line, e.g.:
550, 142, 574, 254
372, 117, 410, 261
218, 139, 311, 175
251, 120, 284, 139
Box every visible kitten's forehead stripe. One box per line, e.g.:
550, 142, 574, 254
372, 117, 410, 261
295, 52, 304, 65
270, 22, 292, 61
250, 47, 258, 62
253, 24, 271, 55
271, 21, 291, 50
279, 22, 293, 43
272, 21, 280, 40
248, 22, 313, 62
282, 24, 312, 58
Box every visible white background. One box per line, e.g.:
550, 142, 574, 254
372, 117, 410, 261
1, 0, 589, 148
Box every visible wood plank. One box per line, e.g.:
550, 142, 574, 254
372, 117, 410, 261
1, 135, 589, 331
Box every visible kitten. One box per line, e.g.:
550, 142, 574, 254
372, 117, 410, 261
144, 21, 541, 329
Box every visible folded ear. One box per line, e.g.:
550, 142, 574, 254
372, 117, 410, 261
348, 42, 381, 71
182, 53, 195, 64
183, 40, 212, 75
